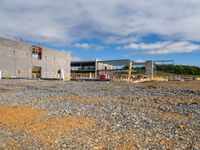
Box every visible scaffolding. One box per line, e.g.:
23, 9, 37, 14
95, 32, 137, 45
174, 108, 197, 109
71, 59, 175, 81
97, 59, 131, 80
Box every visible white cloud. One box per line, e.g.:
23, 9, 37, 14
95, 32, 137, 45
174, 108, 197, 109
74, 43, 92, 49
119, 41, 200, 54
105, 36, 139, 44
0, 0, 200, 45
73, 43, 103, 51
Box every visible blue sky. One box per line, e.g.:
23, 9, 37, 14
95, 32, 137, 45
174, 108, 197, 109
0, 0, 200, 66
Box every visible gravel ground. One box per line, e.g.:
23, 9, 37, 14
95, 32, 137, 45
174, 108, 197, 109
0, 79, 200, 150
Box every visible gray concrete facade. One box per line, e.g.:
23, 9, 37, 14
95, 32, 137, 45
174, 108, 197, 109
0, 36, 71, 79
145, 61, 154, 78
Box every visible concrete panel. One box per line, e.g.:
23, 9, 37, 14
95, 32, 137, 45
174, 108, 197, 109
0, 36, 71, 79
145, 61, 154, 78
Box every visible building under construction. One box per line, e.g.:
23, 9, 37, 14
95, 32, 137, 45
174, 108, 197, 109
71, 59, 174, 81
0, 36, 71, 79
71, 59, 156, 80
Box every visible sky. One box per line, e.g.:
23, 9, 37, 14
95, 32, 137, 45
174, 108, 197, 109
0, 0, 200, 66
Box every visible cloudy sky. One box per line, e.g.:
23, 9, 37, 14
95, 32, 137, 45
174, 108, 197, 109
0, 0, 200, 65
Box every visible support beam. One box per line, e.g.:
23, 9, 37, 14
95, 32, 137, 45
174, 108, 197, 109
128, 61, 133, 81
95, 59, 98, 79
145, 61, 154, 78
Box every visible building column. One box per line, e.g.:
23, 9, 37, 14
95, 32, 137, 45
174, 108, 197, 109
128, 61, 132, 81
145, 61, 154, 78
95, 59, 98, 79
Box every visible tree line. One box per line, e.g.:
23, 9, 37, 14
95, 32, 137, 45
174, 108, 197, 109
156, 65, 200, 75
123, 64, 200, 75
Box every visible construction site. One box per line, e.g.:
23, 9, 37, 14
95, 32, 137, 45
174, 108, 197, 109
71, 59, 193, 82
1, 36, 198, 82
71, 59, 156, 80
0, 37, 200, 150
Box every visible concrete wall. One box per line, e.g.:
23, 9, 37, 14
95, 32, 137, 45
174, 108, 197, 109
0, 37, 31, 78
145, 61, 154, 78
133, 61, 155, 78
0, 36, 71, 79
31, 47, 71, 79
